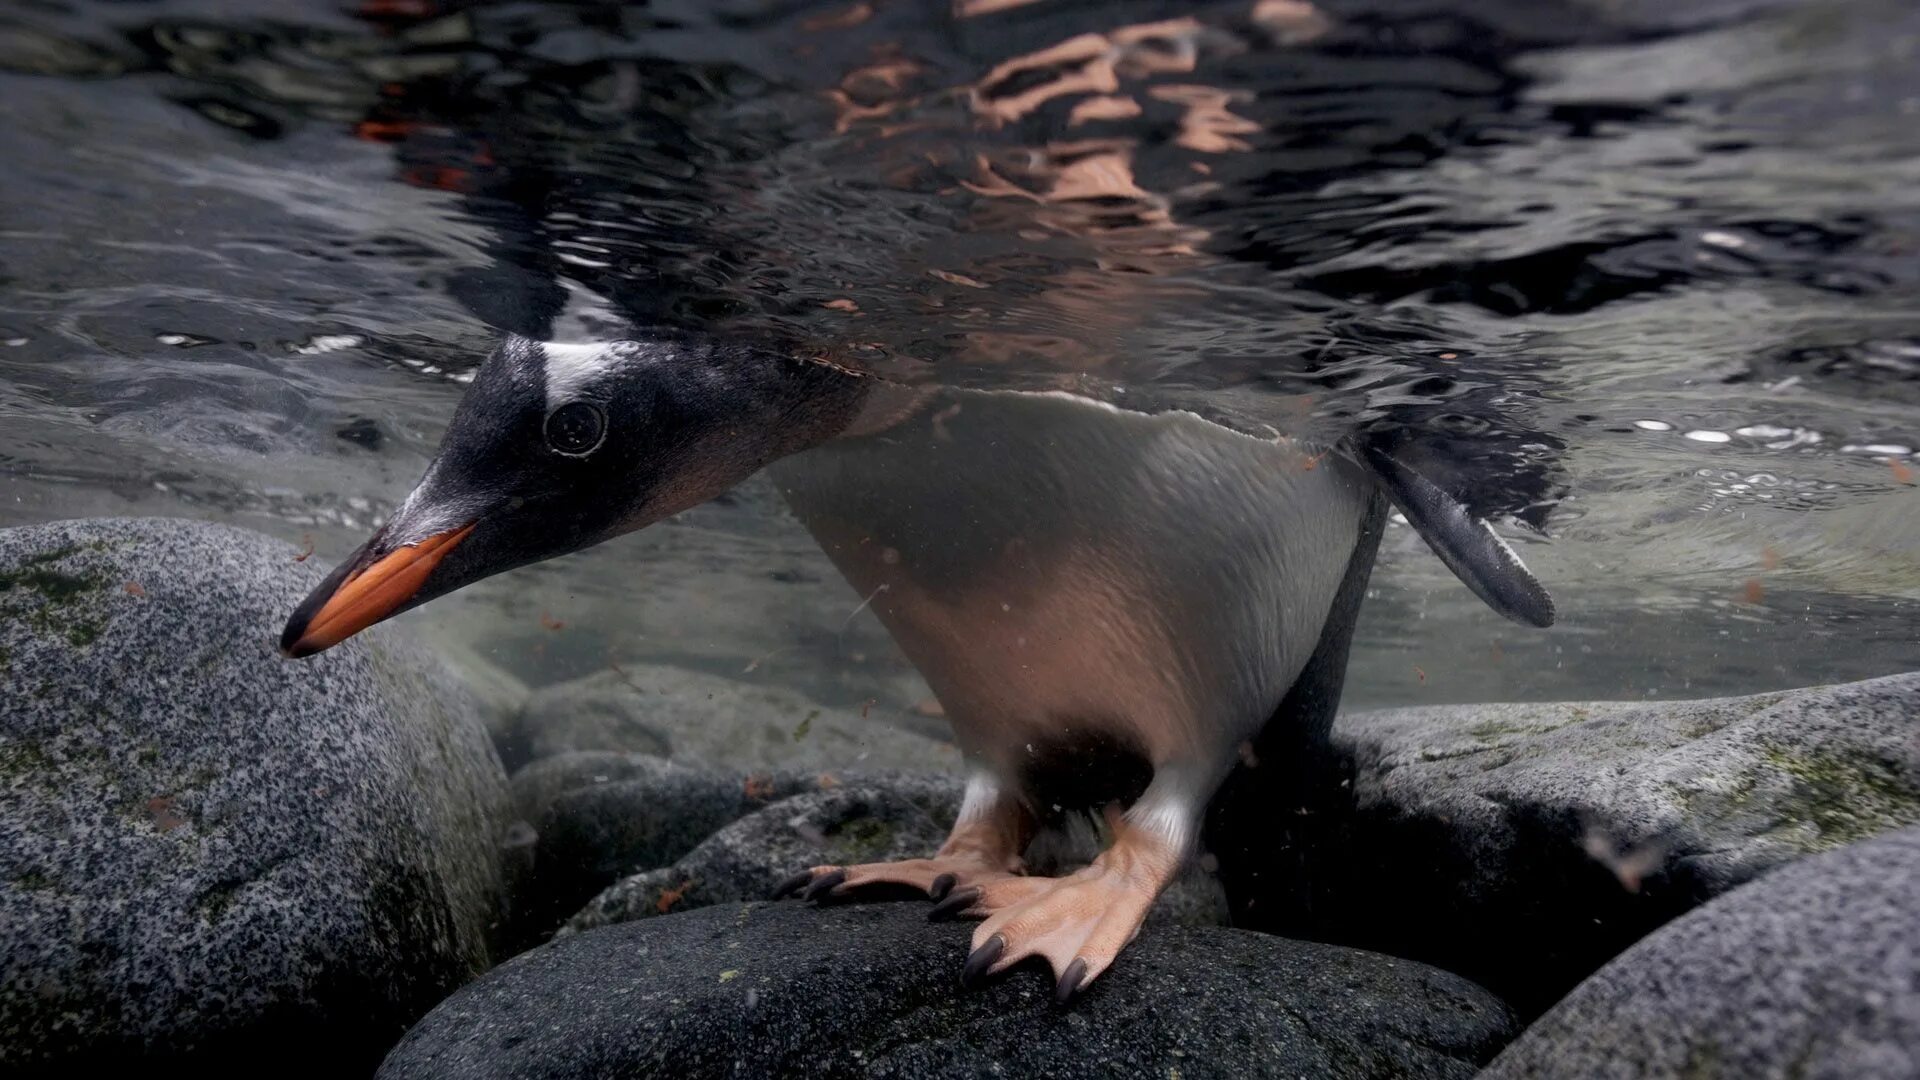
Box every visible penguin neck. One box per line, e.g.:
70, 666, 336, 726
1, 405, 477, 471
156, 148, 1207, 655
836, 375, 932, 440
770, 355, 932, 449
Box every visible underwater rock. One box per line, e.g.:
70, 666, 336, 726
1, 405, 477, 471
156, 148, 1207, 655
511, 757, 960, 944
504, 662, 961, 773
427, 636, 532, 755
1264, 672, 1920, 1016
562, 781, 1226, 937
561, 785, 949, 935
507, 752, 815, 942
510, 749, 702, 824
0, 517, 510, 1074
378, 902, 1517, 1080
1481, 823, 1920, 1079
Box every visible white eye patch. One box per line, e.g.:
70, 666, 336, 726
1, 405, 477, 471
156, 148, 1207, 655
540, 340, 639, 409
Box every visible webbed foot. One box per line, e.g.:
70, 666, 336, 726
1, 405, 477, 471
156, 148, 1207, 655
772, 853, 1022, 904
939, 812, 1183, 1002
774, 784, 1033, 905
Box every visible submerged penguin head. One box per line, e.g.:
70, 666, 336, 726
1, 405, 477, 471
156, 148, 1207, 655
281, 332, 863, 658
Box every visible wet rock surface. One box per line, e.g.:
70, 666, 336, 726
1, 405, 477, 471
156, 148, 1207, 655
549, 772, 1225, 939
0, 517, 512, 1074
1258, 672, 1920, 1016
379, 901, 1517, 1080
1482, 824, 1920, 1080
561, 785, 952, 935
506, 752, 961, 944
501, 663, 962, 773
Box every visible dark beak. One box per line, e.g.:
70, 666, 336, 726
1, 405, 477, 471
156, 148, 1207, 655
280, 522, 475, 658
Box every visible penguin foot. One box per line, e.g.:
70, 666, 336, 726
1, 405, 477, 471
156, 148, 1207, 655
774, 806, 1029, 904
772, 854, 1021, 904
949, 816, 1182, 1002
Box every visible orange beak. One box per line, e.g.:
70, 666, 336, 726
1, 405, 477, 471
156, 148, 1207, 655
280, 522, 475, 658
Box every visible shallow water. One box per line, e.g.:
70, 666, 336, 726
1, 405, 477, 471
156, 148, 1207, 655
1, 0, 1915, 712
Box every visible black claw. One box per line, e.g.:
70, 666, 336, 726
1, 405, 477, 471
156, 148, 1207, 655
962, 934, 1006, 989
802, 868, 848, 902
771, 871, 813, 900
929, 872, 957, 902
928, 886, 981, 922
1054, 957, 1089, 1005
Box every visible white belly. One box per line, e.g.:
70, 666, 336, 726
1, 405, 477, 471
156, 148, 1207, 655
769, 389, 1372, 783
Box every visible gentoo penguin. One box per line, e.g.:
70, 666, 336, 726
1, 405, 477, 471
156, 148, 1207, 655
281, 333, 1553, 1000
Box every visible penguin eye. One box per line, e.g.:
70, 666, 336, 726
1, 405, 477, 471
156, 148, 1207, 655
544, 402, 606, 456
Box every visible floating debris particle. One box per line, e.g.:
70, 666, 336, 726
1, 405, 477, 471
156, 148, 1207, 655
1580, 821, 1667, 893
656, 879, 694, 914
742, 646, 794, 674
929, 268, 988, 289
608, 662, 645, 693
146, 796, 186, 832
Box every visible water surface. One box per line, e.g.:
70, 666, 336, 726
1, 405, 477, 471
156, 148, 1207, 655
2, 0, 1915, 710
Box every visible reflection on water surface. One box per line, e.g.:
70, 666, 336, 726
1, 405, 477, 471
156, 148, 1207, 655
0, 0, 1915, 709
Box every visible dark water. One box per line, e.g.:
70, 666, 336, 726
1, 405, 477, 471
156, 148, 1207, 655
1, 0, 1915, 710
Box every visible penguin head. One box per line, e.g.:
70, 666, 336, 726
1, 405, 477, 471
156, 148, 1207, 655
280, 332, 862, 657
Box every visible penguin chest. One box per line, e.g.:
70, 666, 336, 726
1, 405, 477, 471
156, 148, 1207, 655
771, 390, 1373, 787
801, 521, 1197, 773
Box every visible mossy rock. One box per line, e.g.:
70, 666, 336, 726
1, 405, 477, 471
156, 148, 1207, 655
1280, 673, 1920, 1017
0, 517, 511, 1074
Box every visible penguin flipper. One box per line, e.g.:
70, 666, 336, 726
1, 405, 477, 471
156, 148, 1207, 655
1358, 438, 1557, 629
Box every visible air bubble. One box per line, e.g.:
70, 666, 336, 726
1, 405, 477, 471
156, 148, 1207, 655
290, 334, 363, 356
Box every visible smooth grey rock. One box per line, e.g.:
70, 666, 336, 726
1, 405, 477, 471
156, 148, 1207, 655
507, 753, 813, 943
513, 758, 961, 945
509, 750, 713, 838
425, 635, 532, 754
1483, 824, 1920, 1080
0, 517, 510, 1073
1255, 673, 1920, 1016
379, 902, 1517, 1080
560, 785, 950, 935
505, 663, 962, 773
